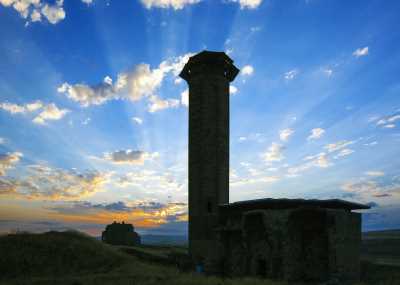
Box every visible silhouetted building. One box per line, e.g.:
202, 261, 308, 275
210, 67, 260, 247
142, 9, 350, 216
102, 221, 141, 246
217, 198, 369, 281
180, 51, 239, 266
180, 51, 370, 282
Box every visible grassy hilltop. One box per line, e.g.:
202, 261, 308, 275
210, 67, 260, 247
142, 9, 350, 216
0, 230, 399, 285
0, 231, 283, 285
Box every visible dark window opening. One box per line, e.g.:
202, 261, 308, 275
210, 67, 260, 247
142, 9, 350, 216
256, 258, 267, 277
207, 200, 212, 213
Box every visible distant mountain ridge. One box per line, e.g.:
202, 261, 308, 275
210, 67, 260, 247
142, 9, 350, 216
362, 229, 400, 240
140, 234, 187, 245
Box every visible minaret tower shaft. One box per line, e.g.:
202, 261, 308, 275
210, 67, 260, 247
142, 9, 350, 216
180, 51, 239, 263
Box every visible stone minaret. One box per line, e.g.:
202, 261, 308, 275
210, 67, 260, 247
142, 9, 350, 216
180, 51, 239, 265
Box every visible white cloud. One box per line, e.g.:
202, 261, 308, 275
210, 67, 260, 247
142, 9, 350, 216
104, 150, 159, 165
30, 8, 41, 21
26, 101, 43, 112
334, 148, 354, 159
148, 96, 180, 113
0, 102, 26, 114
250, 26, 262, 33
263, 143, 284, 162
0, 0, 93, 25
181, 89, 188, 107
388, 115, 400, 123
57, 81, 116, 107
289, 140, 357, 177
308, 128, 325, 140
366, 171, 385, 177
103, 75, 113, 85
174, 78, 183, 85
41, 2, 65, 24
279, 128, 294, 142
230, 85, 238, 95
303, 152, 330, 167
0, 0, 18, 7
230, 169, 238, 179
132, 117, 143, 125
240, 162, 251, 167
58, 53, 192, 113
323, 69, 333, 77
230, 175, 279, 187
0, 138, 5, 144
368, 115, 380, 123
237, 133, 265, 143
140, 0, 201, 9
32, 103, 69, 125
3, 0, 40, 19
0, 152, 22, 176
324, 140, 354, 153
353, 46, 369, 57
313, 153, 330, 168
364, 141, 378, 147
294, 141, 355, 176
113, 170, 185, 195
383, 124, 396, 129
342, 180, 377, 194
230, 163, 279, 186
374, 112, 400, 129
122, 64, 165, 101
241, 65, 254, 76
229, 0, 263, 9
0, 101, 69, 125
287, 152, 330, 177
284, 69, 299, 80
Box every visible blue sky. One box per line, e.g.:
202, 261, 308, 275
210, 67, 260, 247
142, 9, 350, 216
1, 0, 400, 236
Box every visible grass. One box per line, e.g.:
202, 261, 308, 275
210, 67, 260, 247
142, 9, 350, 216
0, 230, 399, 285
0, 231, 284, 285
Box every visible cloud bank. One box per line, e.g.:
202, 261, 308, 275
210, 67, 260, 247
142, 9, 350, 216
0, 0, 91, 25
0, 101, 69, 125
140, 0, 201, 9
0, 164, 110, 200
0, 152, 22, 176
104, 150, 159, 165
58, 53, 192, 113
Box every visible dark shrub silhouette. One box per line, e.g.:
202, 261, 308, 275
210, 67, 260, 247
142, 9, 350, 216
101, 221, 141, 246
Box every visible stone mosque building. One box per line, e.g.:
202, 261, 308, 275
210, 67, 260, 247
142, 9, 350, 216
179, 51, 370, 282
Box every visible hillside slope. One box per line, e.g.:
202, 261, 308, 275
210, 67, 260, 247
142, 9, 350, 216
0, 231, 285, 285
0, 231, 181, 285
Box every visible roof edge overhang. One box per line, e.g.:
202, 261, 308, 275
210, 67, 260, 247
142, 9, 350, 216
219, 198, 371, 211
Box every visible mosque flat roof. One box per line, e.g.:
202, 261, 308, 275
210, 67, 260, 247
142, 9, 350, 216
220, 198, 370, 211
